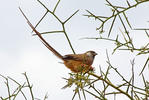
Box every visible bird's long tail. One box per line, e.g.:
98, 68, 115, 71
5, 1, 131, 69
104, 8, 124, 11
19, 7, 63, 60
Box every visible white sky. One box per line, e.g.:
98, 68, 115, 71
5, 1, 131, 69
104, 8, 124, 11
0, 0, 149, 100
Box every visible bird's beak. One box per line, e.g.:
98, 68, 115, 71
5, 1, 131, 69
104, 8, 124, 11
94, 52, 98, 55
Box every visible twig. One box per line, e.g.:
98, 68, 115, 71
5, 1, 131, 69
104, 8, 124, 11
23, 72, 34, 100
88, 72, 133, 100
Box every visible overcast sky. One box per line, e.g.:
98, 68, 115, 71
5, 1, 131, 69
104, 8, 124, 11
0, 0, 149, 100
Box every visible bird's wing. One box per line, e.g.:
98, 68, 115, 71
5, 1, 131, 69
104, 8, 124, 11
63, 54, 86, 61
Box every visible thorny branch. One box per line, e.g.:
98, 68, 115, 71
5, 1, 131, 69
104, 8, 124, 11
1, 0, 149, 100
84, 0, 149, 75
0, 73, 46, 100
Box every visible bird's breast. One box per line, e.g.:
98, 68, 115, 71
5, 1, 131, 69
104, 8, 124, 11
64, 60, 92, 72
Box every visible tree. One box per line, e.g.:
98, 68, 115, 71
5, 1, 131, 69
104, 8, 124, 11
0, 0, 149, 100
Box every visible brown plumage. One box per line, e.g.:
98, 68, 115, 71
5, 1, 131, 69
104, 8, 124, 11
20, 8, 97, 72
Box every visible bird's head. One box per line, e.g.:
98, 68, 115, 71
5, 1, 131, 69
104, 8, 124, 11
86, 51, 97, 58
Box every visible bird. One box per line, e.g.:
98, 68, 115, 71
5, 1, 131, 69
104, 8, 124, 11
19, 8, 97, 73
